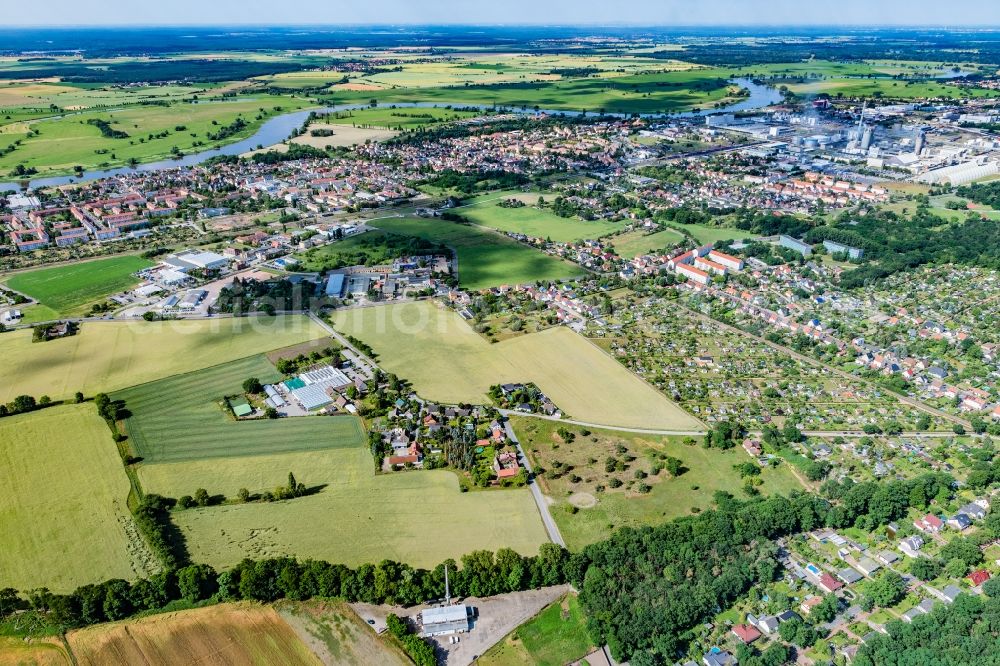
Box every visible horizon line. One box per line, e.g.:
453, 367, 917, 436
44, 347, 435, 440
4, 23, 1000, 30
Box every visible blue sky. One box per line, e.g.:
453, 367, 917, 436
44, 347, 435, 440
13, 1, 1000, 27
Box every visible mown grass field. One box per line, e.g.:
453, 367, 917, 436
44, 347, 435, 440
457, 191, 623, 243
314, 106, 482, 129
511, 417, 805, 549
479, 593, 595, 666
118, 354, 365, 464
610, 227, 685, 258
4, 255, 154, 315
171, 447, 549, 569
372, 217, 585, 290
0, 404, 156, 592
669, 222, 758, 245
0, 316, 326, 403
65, 603, 320, 666
331, 301, 700, 430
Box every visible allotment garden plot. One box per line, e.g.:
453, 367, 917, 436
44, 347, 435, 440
595, 295, 940, 432
0, 316, 326, 403
0, 404, 157, 592
331, 300, 700, 430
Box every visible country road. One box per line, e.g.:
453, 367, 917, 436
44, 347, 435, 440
501, 409, 964, 439
503, 419, 566, 548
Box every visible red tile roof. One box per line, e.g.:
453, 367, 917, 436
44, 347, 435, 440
968, 570, 991, 587
732, 624, 761, 643
819, 573, 843, 592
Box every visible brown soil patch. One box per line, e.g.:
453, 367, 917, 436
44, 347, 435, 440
568, 492, 598, 508
266, 337, 340, 364
278, 601, 409, 666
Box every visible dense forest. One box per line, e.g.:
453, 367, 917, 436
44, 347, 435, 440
810, 206, 1000, 288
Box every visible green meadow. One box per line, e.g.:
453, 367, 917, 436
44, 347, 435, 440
5, 255, 154, 315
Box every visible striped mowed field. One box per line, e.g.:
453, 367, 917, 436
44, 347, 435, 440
116, 355, 365, 464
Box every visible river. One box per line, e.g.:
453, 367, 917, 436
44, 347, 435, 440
0, 79, 780, 192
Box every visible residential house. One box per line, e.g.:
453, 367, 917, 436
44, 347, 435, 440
968, 570, 991, 588
899, 535, 925, 558
914, 514, 944, 534
732, 624, 761, 644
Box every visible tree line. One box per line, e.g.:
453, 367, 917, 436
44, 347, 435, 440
1, 543, 575, 631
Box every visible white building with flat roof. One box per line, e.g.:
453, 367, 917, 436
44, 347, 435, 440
420, 604, 471, 637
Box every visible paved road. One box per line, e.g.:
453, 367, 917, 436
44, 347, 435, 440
501, 410, 963, 439
307, 310, 381, 369
500, 409, 706, 436
504, 419, 566, 548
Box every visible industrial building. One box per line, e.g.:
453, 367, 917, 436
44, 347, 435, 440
325, 273, 346, 297
163, 250, 231, 273
420, 604, 472, 637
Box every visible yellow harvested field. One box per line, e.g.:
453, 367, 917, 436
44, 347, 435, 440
66, 603, 320, 666
0, 316, 327, 402
0, 404, 157, 592
0, 83, 71, 106
170, 448, 549, 570
0, 638, 70, 665
331, 301, 700, 429
331, 81, 387, 91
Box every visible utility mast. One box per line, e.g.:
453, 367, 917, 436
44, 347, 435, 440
444, 564, 451, 605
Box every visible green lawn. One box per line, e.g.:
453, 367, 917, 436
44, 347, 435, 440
511, 417, 805, 549
5, 255, 154, 315
611, 227, 685, 258
116, 354, 365, 464
479, 594, 595, 666
372, 216, 585, 290
0, 403, 157, 591
457, 191, 624, 243
668, 223, 758, 245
